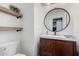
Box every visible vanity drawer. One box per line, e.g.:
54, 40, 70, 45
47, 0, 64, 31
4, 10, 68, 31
40, 38, 55, 48
40, 38, 55, 56
55, 40, 76, 56
39, 38, 77, 56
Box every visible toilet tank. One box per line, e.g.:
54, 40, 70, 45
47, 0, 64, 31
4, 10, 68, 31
0, 40, 19, 56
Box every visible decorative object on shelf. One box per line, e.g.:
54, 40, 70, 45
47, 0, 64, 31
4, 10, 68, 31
9, 5, 23, 18
9, 5, 20, 14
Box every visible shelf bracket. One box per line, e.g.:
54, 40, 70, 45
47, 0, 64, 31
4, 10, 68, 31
16, 28, 23, 32
16, 15, 23, 19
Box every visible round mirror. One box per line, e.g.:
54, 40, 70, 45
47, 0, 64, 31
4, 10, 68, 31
44, 8, 70, 32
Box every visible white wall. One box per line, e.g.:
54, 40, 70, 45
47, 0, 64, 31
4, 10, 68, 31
21, 3, 34, 56
34, 3, 44, 55
69, 4, 79, 54
71, 4, 79, 38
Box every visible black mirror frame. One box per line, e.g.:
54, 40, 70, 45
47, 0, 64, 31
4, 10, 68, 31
44, 8, 71, 32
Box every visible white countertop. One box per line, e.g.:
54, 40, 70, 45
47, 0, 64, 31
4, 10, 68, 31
40, 34, 77, 41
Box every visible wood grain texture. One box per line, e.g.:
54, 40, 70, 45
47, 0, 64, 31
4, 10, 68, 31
0, 26, 23, 31
39, 38, 77, 56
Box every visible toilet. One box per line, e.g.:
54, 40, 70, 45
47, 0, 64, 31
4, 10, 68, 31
0, 40, 26, 56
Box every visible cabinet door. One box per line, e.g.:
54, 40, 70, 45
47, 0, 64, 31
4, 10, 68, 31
55, 40, 76, 56
40, 38, 55, 56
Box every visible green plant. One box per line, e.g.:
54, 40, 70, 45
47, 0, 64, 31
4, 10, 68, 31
9, 5, 20, 13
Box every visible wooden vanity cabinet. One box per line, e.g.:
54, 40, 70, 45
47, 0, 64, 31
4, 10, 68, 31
39, 38, 77, 56
40, 38, 55, 56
